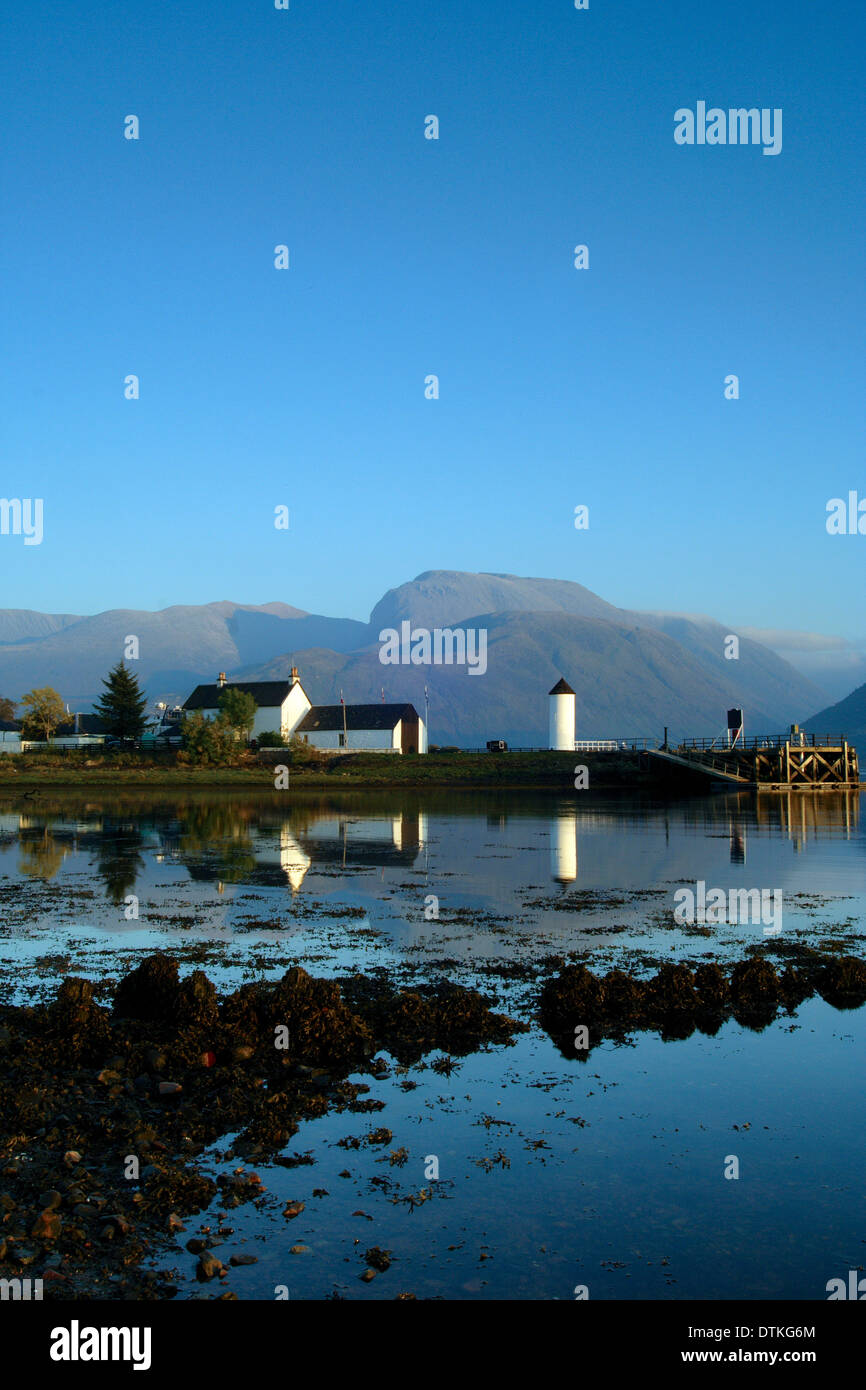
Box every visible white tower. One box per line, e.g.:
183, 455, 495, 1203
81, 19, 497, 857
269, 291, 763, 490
549, 677, 576, 751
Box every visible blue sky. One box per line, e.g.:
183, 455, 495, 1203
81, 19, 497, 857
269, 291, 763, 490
1, 0, 864, 637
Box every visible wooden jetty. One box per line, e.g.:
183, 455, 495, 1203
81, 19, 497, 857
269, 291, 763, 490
648, 734, 860, 792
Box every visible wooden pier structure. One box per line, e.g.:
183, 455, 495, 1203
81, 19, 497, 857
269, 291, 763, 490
648, 734, 860, 792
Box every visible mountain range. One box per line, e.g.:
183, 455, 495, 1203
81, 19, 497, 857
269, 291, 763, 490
0, 571, 857, 745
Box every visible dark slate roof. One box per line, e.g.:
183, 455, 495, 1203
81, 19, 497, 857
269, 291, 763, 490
549, 677, 575, 696
56, 715, 110, 736
0, 720, 21, 733
183, 681, 293, 711
296, 703, 418, 733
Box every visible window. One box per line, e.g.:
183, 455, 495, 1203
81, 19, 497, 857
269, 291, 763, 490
338, 733, 346, 747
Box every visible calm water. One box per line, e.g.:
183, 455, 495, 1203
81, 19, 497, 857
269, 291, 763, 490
0, 788, 863, 1299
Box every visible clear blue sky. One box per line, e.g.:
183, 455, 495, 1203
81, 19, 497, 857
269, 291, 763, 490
1, 0, 864, 636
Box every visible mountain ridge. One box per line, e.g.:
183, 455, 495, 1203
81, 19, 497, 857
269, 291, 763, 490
0, 572, 839, 744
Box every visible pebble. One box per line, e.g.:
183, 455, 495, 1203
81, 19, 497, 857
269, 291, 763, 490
282, 1200, 305, 1219
197, 1252, 224, 1280
31, 1210, 62, 1240
229, 1254, 258, 1266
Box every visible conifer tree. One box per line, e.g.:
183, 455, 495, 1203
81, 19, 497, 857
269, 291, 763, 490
93, 662, 148, 741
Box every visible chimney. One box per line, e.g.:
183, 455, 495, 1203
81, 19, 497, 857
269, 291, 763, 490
217, 672, 227, 687
290, 667, 299, 685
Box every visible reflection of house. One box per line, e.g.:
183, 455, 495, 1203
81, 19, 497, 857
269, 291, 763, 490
298, 813, 425, 867
183, 668, 427, 753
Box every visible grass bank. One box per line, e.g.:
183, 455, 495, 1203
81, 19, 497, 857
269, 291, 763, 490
0, 749, 649, 790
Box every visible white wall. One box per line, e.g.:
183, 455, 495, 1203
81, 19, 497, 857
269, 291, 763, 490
283, 683, 312, 736
303, 728, 396, 751
198, 681, 312, 739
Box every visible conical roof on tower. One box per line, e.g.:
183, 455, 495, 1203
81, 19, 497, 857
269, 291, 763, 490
549, 677, 575, 696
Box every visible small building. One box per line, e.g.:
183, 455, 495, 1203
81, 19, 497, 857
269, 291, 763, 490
1, 713, 109, 751
549, 677, 576, 751
51, 714, 110, 749
183, 669, 312, 740
0, 720, 22, 754
295, 702, 426, 754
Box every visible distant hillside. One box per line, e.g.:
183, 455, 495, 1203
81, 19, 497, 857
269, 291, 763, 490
0, 601, 368, 709
239, 608, 825, 745
0, 571, 829, 742
802, 682, 866, 739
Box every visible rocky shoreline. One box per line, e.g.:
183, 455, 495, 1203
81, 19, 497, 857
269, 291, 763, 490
2, 946, 864, 1300
0, 956, 523, 1300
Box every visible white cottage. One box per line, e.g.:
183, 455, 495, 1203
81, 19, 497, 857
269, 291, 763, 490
182, 670, 427, 754
295, 702, 426, 754
182, 669, 311, 740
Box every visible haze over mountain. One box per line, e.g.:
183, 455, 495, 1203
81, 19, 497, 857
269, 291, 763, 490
803, 683, 866, 739
0, 570, 838, 745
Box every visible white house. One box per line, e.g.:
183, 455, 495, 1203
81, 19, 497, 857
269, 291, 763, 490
182, 669, 427, 754
295, 702, 426, 754
183, 669, 312, 740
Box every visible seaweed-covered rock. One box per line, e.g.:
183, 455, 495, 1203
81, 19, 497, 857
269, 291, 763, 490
646, 965, 698, 1016
113, 955, 180, 1023
220, 968, 373, 1067
730, 957, 780, 1006
818, 956, 866, 1009
693, 964, 728, 1011
48, 977, 112, 1062
177, 970, 219, 1029
599, 970, 645, 1021
539, 965, 605, 1032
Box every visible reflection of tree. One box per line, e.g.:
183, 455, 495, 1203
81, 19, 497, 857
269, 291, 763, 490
95, 823, 144, 904
176, 804, 258, 883
19, 827, 67, 880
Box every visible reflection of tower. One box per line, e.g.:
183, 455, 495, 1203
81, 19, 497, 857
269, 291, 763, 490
279, 826, 311, 892
549, 678, 576, 751
729, 819, 746, 865
550, 813, 578, 884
